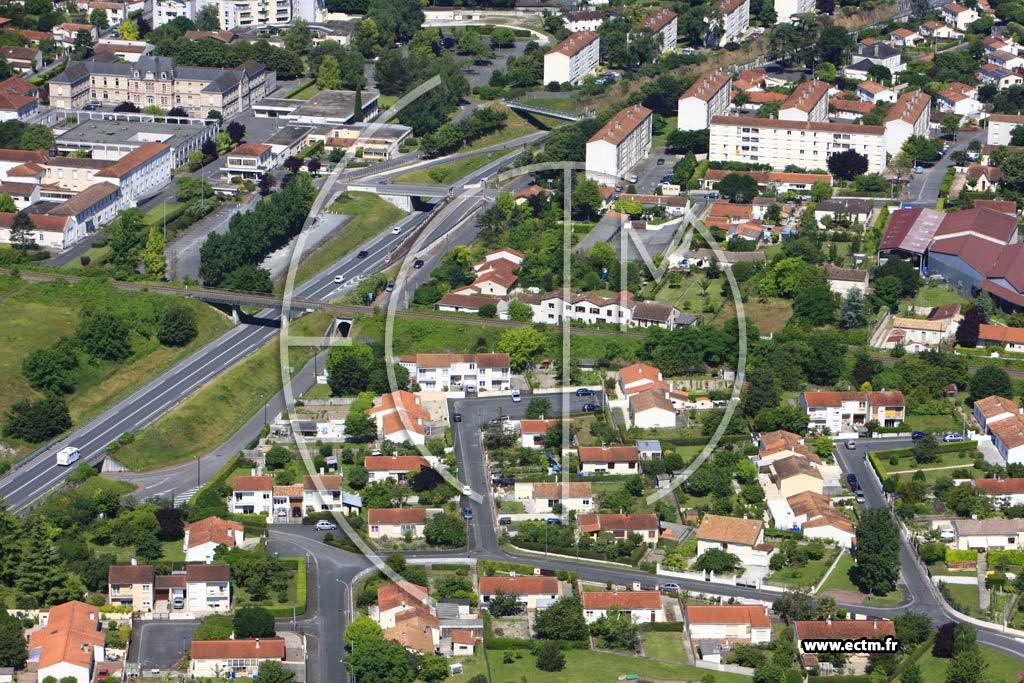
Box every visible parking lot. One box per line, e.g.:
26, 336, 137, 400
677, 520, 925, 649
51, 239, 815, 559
128, 621, 200, 671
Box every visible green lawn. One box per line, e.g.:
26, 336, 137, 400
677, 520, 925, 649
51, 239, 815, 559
719, 296, 794, 336
235, 564, 298, 608
91, 539, 186, 563
768, 548, 840, 588
288, 84, 320, 100
916, 644, 1024, 683
111, 313, 332, 470
277, 191, 407, 292
451, 648, 751, 683
817, 551, 905, 605
939, 581, 981, 618
873, 447, 980, 478
396, 149, 507, 186
355, 315, 505, 355
0, 281, 230, 458
303, 383, 332, 400
641, 631, 688, 663
379, 94, 398, 109
652, 116, 678, 150
901, 413, 961, 434
914, 284, 967, 308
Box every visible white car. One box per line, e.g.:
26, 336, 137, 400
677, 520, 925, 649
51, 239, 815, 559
392, 226, 402, 235
462, 485, 472, 496
333, 275, 344, 284
315, 520, 338, 531
511, 390, 521, 402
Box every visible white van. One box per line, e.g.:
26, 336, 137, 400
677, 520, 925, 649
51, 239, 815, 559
56, 446, 80, 466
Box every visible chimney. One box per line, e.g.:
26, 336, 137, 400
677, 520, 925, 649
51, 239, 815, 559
873, 620, 877, 630
255, 638, 260, 649
320, 467, 324, 475
826, 617, 832, 625
131, 557, 137, 566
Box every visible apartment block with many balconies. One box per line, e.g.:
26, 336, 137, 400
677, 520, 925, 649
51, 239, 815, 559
585, 104, 653, 183
543, 31, 600, 86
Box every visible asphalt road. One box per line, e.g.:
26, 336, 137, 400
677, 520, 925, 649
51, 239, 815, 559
906, 129, 985, 208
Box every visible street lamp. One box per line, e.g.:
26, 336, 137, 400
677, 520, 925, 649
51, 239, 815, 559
260, 393, 267, 427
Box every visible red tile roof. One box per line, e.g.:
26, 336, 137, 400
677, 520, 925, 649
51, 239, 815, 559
229, 143, 272, 157
233, 475, 273, 491
640, 8, 677, 32
377, 581, 429, 612
588, 105, 653, 146
978, 324, 1024, 346
781, 80, 829, 113
364, 455, 430, 472
368, 507, 429, 524
794, 620, 895, 641
184, 516, 243, 549
582, 591, 662, 610
578, 513, 659, 534
696, 514, 763, 546
191, 638, 285, 660
973, 478, 1024, 495
578, 445, 640, 462
479, 576, 559, 595
531, 482, 592, 499
108, 564, 154, 584
681, 70, 732, 103
95, 142, 170, 179
547, 30, 599, 57
687, 604, 771, 627
29, 601, 103, 670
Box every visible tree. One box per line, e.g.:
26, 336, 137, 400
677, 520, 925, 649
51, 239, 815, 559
810, 179, 833, 202
814, 62, 837, 82
344, 615, 383, 649
840, 287, 867, 329
195, 5, 220, 30
508, 300, 533, 322
945, 624, 986, 683
157, 303, 198, 347
488, 589, 521, 617
423, 513, 466, 547
817, 25, 854, 65
572, 177, 603, 220
14, 524, 66, 608
498, 327, 547, 371
940, 114, 960, 138
22, 344, 79, 395
772, 590, 817, 622
345, 634, 414, 683
955, 306, 985, 348
0, 193, 15, 214
478, 303, 497, 319
889, 153, 914, 183
8, 210, 33, 249
135, 533, 164, 562
894, 612, 933, 648
589, 607, 638, 650
327, 343, 375, 395
854, 508, 900, 595
491, 27, 516, 48
742, 367, 780, 418
901, 664, 923, 683
317, 54, 342, 90
693, 548, 742, 573
535, 641, 565, 672
234, 606, 276, 638
77, 313, 132, 361
1011, 125, 1024, 147
0, 610, 27, 669
418, 654, 449, 683
89, 8, 109, 28
194, 614, 235, 640
254, 661, 294, 683
119, 20, 140, 40
902, 135, 943, 163
912, 433, 939, 464
793, 284, 837, 326
347, 465, 369, 489
534, 596, 588, 641
969, 366, 1013, 404
344, 410, 377, 442
283, 19, 313, 54
140, 226, 166, 279
717, 173, 759, 203
72, 30, 95, 60
827, 149, 869, 181
4, 396, 72, 443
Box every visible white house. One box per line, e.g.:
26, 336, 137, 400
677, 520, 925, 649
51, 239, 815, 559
189, 639, 285, 679
303, 474, 343, 515
952, 518, 1024, 550
889, 28, 923, 47
585, 105, 653, 184
364, 455, 431, 484
629, 388, 677, 428
686, 605, 772, 644
618, 362, 668, 397
29, 601, 104, 683
578, 445, 640, 474
972, 478, 1024, 507
936, 82, 981, 116
582, 591, 664, 624
801, 391, 905, 432
989, 415, 1024, 465
230, 475, 273, 516
520, 418, 571, 448
183, 516, 244, 563
695, 514, 766, 565
366, 390, 431, 446
367, 507, 431, 541
480, 576, 562, 610
977, 324, 1024, 353
398, 353, 511, 392
941, 2, 979, 29
920, 20, 962, 39
543, 31, 600, 86
185, 564, 231, 613
563, 10, 603, 32
973, 395, 1023, 433
513, 482, 594, 515
856, 81, 897, 104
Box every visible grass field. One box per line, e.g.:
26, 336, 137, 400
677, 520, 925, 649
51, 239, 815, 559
275, 192, 407, 292
817, 551, 905, 605
914, 284, 967, 308
916, 643, 1024, 682
720, 297, 794, 336
0, 282, 230, 456
356, 315, 505, 355
110, 313, 332, 470
452, 648, 751, 683
288, 84, 320, 100
939, 581, 982, 617
641, 631, 688, 663
92, 539, 186, 563
768, 548, 840, 589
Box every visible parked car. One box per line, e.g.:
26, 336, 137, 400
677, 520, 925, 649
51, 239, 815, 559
707, 191, 719, 199
855, 491, 866, 503
575, 388, 595, 397
452, 412, 462, 422
912, 431, 926, 440
315, 520, 338, 531
546, 517, 562, 525
386, 281, 395, 292
846, 473, 859, 489
581, 403, 597, 412
660, 583, 681, 592
499, 517, 513, 525
413, 259, 425, 269
511, 390, 521, 402
845, 440, 857, 450
357, 250, 369, 258
171, 598, 184, 610
462, 506, 473, 520
944, 433, 965, 442
656, 158, 665, 165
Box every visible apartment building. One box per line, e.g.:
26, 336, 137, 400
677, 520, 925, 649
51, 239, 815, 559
108, 563, 154, 612
800, 390, 906, 432
713, 0, 749, 46
189, 639, 286, 678
223, 142, 274, 180
677, 70, 732, 132
398, 353, 511, 392
49, 55, 269, 117
585, 105, 653, 183
709, 116, 886, 173
543, 31, 600, 86
774, 0, 814, 23
94, 141, 172, 204
29, 602, 104, 683
638, 8, 677, 53
987, 113, 1024, 147
779, 80, 829, 122
155, 0, 311, 30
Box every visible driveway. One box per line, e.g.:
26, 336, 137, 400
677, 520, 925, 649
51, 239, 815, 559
128, 620, 200, 670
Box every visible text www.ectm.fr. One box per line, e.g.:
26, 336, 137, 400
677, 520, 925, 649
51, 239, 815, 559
801, 637, 900, 654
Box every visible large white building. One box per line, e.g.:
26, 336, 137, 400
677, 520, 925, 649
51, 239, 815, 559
800, 391, 905, 432
986, 113, 1024, 147
543, 31, 600, 86
677, 70, 732, 132
884, 89, 931, 158
638, 8, 677, 53
154, 0, 321, 30
585, 104, 653, 183
709, 116, 886, 173
778, 80, 829, 122
774, 0, 814, 23
397, 353, 511, 392
713, 0, 749, 46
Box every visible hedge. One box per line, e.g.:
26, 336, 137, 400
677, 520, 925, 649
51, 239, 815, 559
639, 621, 686, 632
873, 442, 978, 459
809, 677, 871, 683
262, 556, 307, 617
988, 549, 1024, 567
945, 548, 977, 563
510, 539, 634, 564
766, 528, 805, 540
189, 454, 244, 517
478, 559, 537, 576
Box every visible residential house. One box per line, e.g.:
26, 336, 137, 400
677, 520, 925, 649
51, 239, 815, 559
543, 31, 600, 86
883, 316, 955, 352
816, 198, 874, 227
919, 20, 962, 39
578, 513, 659, 543
973, 395, 1022, 433
977, 324, 1024, 352
631, 301, 681, 329
0, 46, 41, 75
303, 474, 343, 515
952, 518, 1024, 550
988, 49, 1024, 71
435, 293, 509, 316
519, 291, 676, 329
520, 419, 571, 448
941, 2, 979, 29
578, 445, 640, 474
398, 353, 512, 392
856, 80, 897, 104
28, 601, 104, 683
230, 475, 273, 515
563, 10, 603, 32
824, 264, 869, 297
989, 415, 1024, 465
366, 390, 431, 446
183, 516, 244, 563
363, 455, 431, 484
374, 582, 431, 628
988, 113, 1024, 147
793, 620, 896, 675
889, 28, 922, 46
979, 63, 1023, 90
783, 491, 856, 548
936, 82, 981, 116
971, 478, 1024, 507
618, 362, 668, 397
107, 563, 154, 612
189, 639, 285, 678
629, 388, 677, 428
695, 514, 766, 565
854, 39, 905, 72
54, 23, 98, 49
581, 591, 664, 624
701, 169, 833, 193
686, 605, 772, 644
451, 250, 521, 298
800, 391, 906, 432
585, 105, 653, 183
638, 9, 677, 54
513, 482, 594, 515
367, 507, 431, 541
764, 455, 823, 497
637, 440, 663, 460
223, 143, 274, 180
965, 165, 1002, 192
479, 576, 561, 610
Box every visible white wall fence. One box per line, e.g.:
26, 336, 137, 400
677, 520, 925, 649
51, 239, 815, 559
693, 660, 757, 676
656, 565, 786, 593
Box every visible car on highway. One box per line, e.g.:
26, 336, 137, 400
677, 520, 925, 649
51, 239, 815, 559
581, 403, 597, 412
413, 259, 424, 269
845, 440, 857, 450
334, 275, 344, 284
660, 583, 681, 592
511, 390, 521, 402
462, 506, 473, 520
357, 250, 369, 258
912, 431, 926, 440
392, 226, 402, 234
452, 412, 462, 422
315, 520, 338, 531
944, 433, 965, 442
576, 388, 595, 397
383, 253, 392, 264
462, 485, 472, 496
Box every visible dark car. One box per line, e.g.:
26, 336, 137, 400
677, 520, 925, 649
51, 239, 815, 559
83, 103, 100, 111
546, 517, 562, 525
413, 259, 425, 269
357, 250, 369, 258
386, 282, 395, 292
452, 412, 462, 422
575, 388, 595, 397
656, 158, 665, 165
581, 403, 597, 412
462, 506, 473, 520
912, 431, 926, 440
846, 473, 859, 489
498, 517, 513, 525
